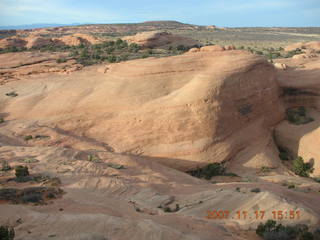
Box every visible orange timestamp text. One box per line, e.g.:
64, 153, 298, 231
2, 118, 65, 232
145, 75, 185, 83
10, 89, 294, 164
206, 210, 301, 220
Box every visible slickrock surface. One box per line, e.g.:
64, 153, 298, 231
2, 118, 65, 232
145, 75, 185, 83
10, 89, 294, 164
0, 33, 102, 50
1, 50, 284, 171
123, 31, 200, 48
0, 52, 82, 85
273, 55, 320, 177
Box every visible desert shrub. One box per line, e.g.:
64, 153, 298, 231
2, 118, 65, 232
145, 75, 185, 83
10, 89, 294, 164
286, 107, 314, 125
187, 163, 225, 180
223, 172, 238, 177
279, 152, 290, 161
56, 58, 67, 63
34, 135, 50, 140
1, 160, 11, 171
107, 163, 124, 169
107, 55, 117, 63
129, 43, 140, 52
260, 166, 271, 173
0, 117, 4, 124
24, 135, 33, 141
0, 225, 15, 240
251, 188, 261, 193
176, 45, 188, 51
256, 220, 316, 240
87, 154, 101, 163
15, 165, 29, 178
293, 157, 314, 177
22, 192, 42, 203
5, 91, 18, 97
284, 48, 303, 58
288, 184, 295, 189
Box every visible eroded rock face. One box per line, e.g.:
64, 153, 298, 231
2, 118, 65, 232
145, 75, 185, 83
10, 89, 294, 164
274, 56, 320, 177
122, 31, 200, 48
0, 52, 82, 85
0, 36, 27, 49
1, 50, 284, 170
53, 33, 102, 46
0, 33, 103, 50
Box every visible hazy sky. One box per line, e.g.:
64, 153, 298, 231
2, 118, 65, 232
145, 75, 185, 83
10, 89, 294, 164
0, 0, 319, 27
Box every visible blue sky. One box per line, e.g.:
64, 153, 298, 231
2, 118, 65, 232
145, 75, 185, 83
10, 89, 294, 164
0, 0, 319, 27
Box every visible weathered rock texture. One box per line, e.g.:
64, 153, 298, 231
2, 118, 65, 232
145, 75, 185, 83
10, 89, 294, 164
1, 50, 284, 171
123, 31, 200, 48
274, 55, 320, 177
0, 33, 102, 49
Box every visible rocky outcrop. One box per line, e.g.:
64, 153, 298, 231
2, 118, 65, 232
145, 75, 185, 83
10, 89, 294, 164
199, 45, 225, 52
0, 52, 82, 84
0, 33, 102, 50
54, 33, 102, 46
1, 50, 284, 171
273, 55, 320, 177
122, 31, 200, 48
25, 35, 53, 48
0, 36, 27, 49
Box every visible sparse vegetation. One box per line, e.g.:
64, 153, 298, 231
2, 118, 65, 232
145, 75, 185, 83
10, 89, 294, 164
15, 165, 29, 178
286, 107, 314, 125
288, 184, 296, 189
279, 147, 291, 161
0, 187, 63, 205
5, 91, 18, 97
34, 135, 50, 140
23, 158, 39, 163
260, 166, 271, 173
87, 154, 101, 163
251, 188, 261, 193
56, 58, 67, 63
0, 225, 15, 240
107, 163, 124, 169
1, 160, 12, 171
293, 156, 314, 177
256, 220, 318, 240
187, 163, 225, 180
24, 135, 33, 141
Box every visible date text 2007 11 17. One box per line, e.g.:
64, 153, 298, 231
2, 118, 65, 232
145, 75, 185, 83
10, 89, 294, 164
206, 210, 301, 220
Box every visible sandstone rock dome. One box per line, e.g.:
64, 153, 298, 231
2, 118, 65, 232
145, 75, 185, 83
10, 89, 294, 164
1, 50, 284, 171
122, 31, 200, 48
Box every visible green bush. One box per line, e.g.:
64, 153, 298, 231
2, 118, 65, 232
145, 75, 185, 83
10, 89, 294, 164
187, 163, 225, 180
251, 188, 261, 193
256, 220, 316, 240
279, 151, 290, 161
56, 58, 67, 63
5, 91, 18, 97
0, 225, 15, 240
0, 117, 4, 124
24, 135, 33, 141
293, 156, 314, 177
15, 165, 29, 178
287, 107, 314, 125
